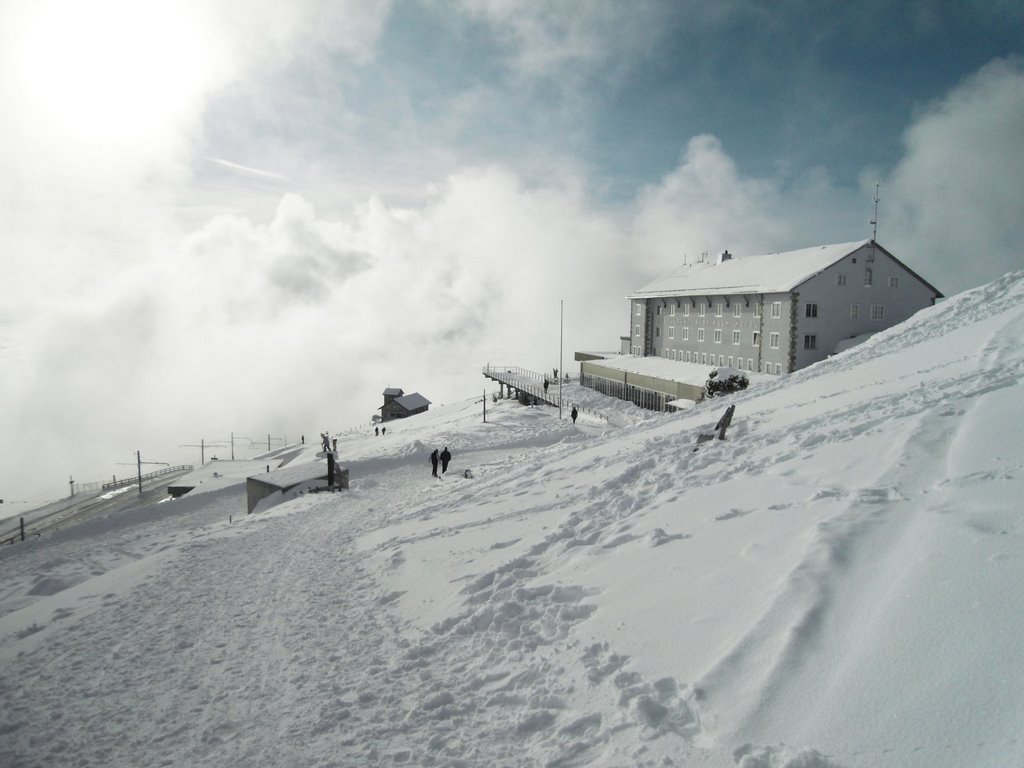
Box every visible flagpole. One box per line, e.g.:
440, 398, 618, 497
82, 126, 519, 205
559, 299, 564, 419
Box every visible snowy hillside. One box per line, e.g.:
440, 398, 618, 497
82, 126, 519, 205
1, 272, 1023, 768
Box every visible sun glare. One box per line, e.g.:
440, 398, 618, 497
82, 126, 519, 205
12, 0, 225, 148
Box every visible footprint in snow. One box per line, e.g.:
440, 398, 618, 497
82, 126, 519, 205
646, 528, 690, 547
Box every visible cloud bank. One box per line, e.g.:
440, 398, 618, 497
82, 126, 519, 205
0, 0, 1020, 504
882, 57, 1024, 292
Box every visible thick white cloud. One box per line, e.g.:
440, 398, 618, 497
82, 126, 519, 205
0, 169, 631, 501
1, 0, 1020, 507
882, 57, 1024, 294
631, 135, 864, 273
0, 0, 391, 309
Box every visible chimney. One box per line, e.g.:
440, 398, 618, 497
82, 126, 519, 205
717, 250, 732, 264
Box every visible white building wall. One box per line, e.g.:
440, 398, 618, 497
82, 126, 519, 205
629, 242, 938, 375
792, 243, 940, 369
642, 292, 794, 373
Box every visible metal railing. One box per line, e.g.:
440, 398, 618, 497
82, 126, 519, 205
102, 465, 194, 491
482, 365, 563, 408
579, 372, 671, 411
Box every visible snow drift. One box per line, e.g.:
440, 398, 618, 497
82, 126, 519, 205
1, 271, 1023, 768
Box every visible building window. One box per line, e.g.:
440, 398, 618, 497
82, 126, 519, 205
701, 353, 707, 364
771, 301, 782, 318
655, 327, 660, 337
752, 331, 761, 346
888, 276, 899, 288
634, 325, 641, 336
715, 303, 723, 318
698, 303, 706, 317
719, 355, 725, 366
733, 303, 742, 318
753, 303, 761, 318
805, 303, 818, 318
748, 358, 754, 370
836, 273, 847, 286
635, 304, 642, 316
865, 267, 873, 287
732, 330, 741, 345
685, 351, 691, 362
850, 304, 859, 319
670, 303, 676, 316
871, 304, 885, 320
683, 304, 690, 317
770, 332, 780, 349
697, 328, 705, 342
727, 356, 734, 367
804, 334, 817, 350
668, 326, 674, 339
682, 328, 689, 341
714, 329, 722, 344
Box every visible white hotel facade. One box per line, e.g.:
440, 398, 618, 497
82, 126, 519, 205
625, 240, 942, 375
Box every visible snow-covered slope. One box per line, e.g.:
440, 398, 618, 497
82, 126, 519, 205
1, 272, 1022, 768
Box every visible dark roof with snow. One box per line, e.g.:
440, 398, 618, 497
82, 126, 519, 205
392, 393, 430, 411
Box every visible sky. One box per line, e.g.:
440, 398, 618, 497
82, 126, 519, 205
1, 0, 1022, 503
1, 269, 1023, 767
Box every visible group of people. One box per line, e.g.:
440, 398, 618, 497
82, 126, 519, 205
429, 447, 452, 477
424, 404, 576, 480
374, 425, 387, 436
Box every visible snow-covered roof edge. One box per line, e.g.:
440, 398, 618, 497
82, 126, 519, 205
626, 240, 943, 299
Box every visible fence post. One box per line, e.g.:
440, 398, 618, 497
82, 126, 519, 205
716, 405, 736, 440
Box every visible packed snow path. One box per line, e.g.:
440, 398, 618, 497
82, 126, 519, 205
0, 428, 714, 768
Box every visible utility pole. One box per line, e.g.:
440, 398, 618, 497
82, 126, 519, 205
483, 388, 487, 423
121, 451, 170, 494
870, 181, 880, 242
559, 299, 564, 419
179, 439, 227, 467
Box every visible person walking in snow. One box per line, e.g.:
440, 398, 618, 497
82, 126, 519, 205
571, 406, 578, 424
440, 446, 452, 474
429, 448, 439, 477
375, 426, 379, 436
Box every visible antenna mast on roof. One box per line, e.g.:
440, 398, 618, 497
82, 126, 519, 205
870, 181, 880, 242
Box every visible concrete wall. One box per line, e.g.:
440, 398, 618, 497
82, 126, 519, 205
245, 467, 347, 514
580, 360, 705, 404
